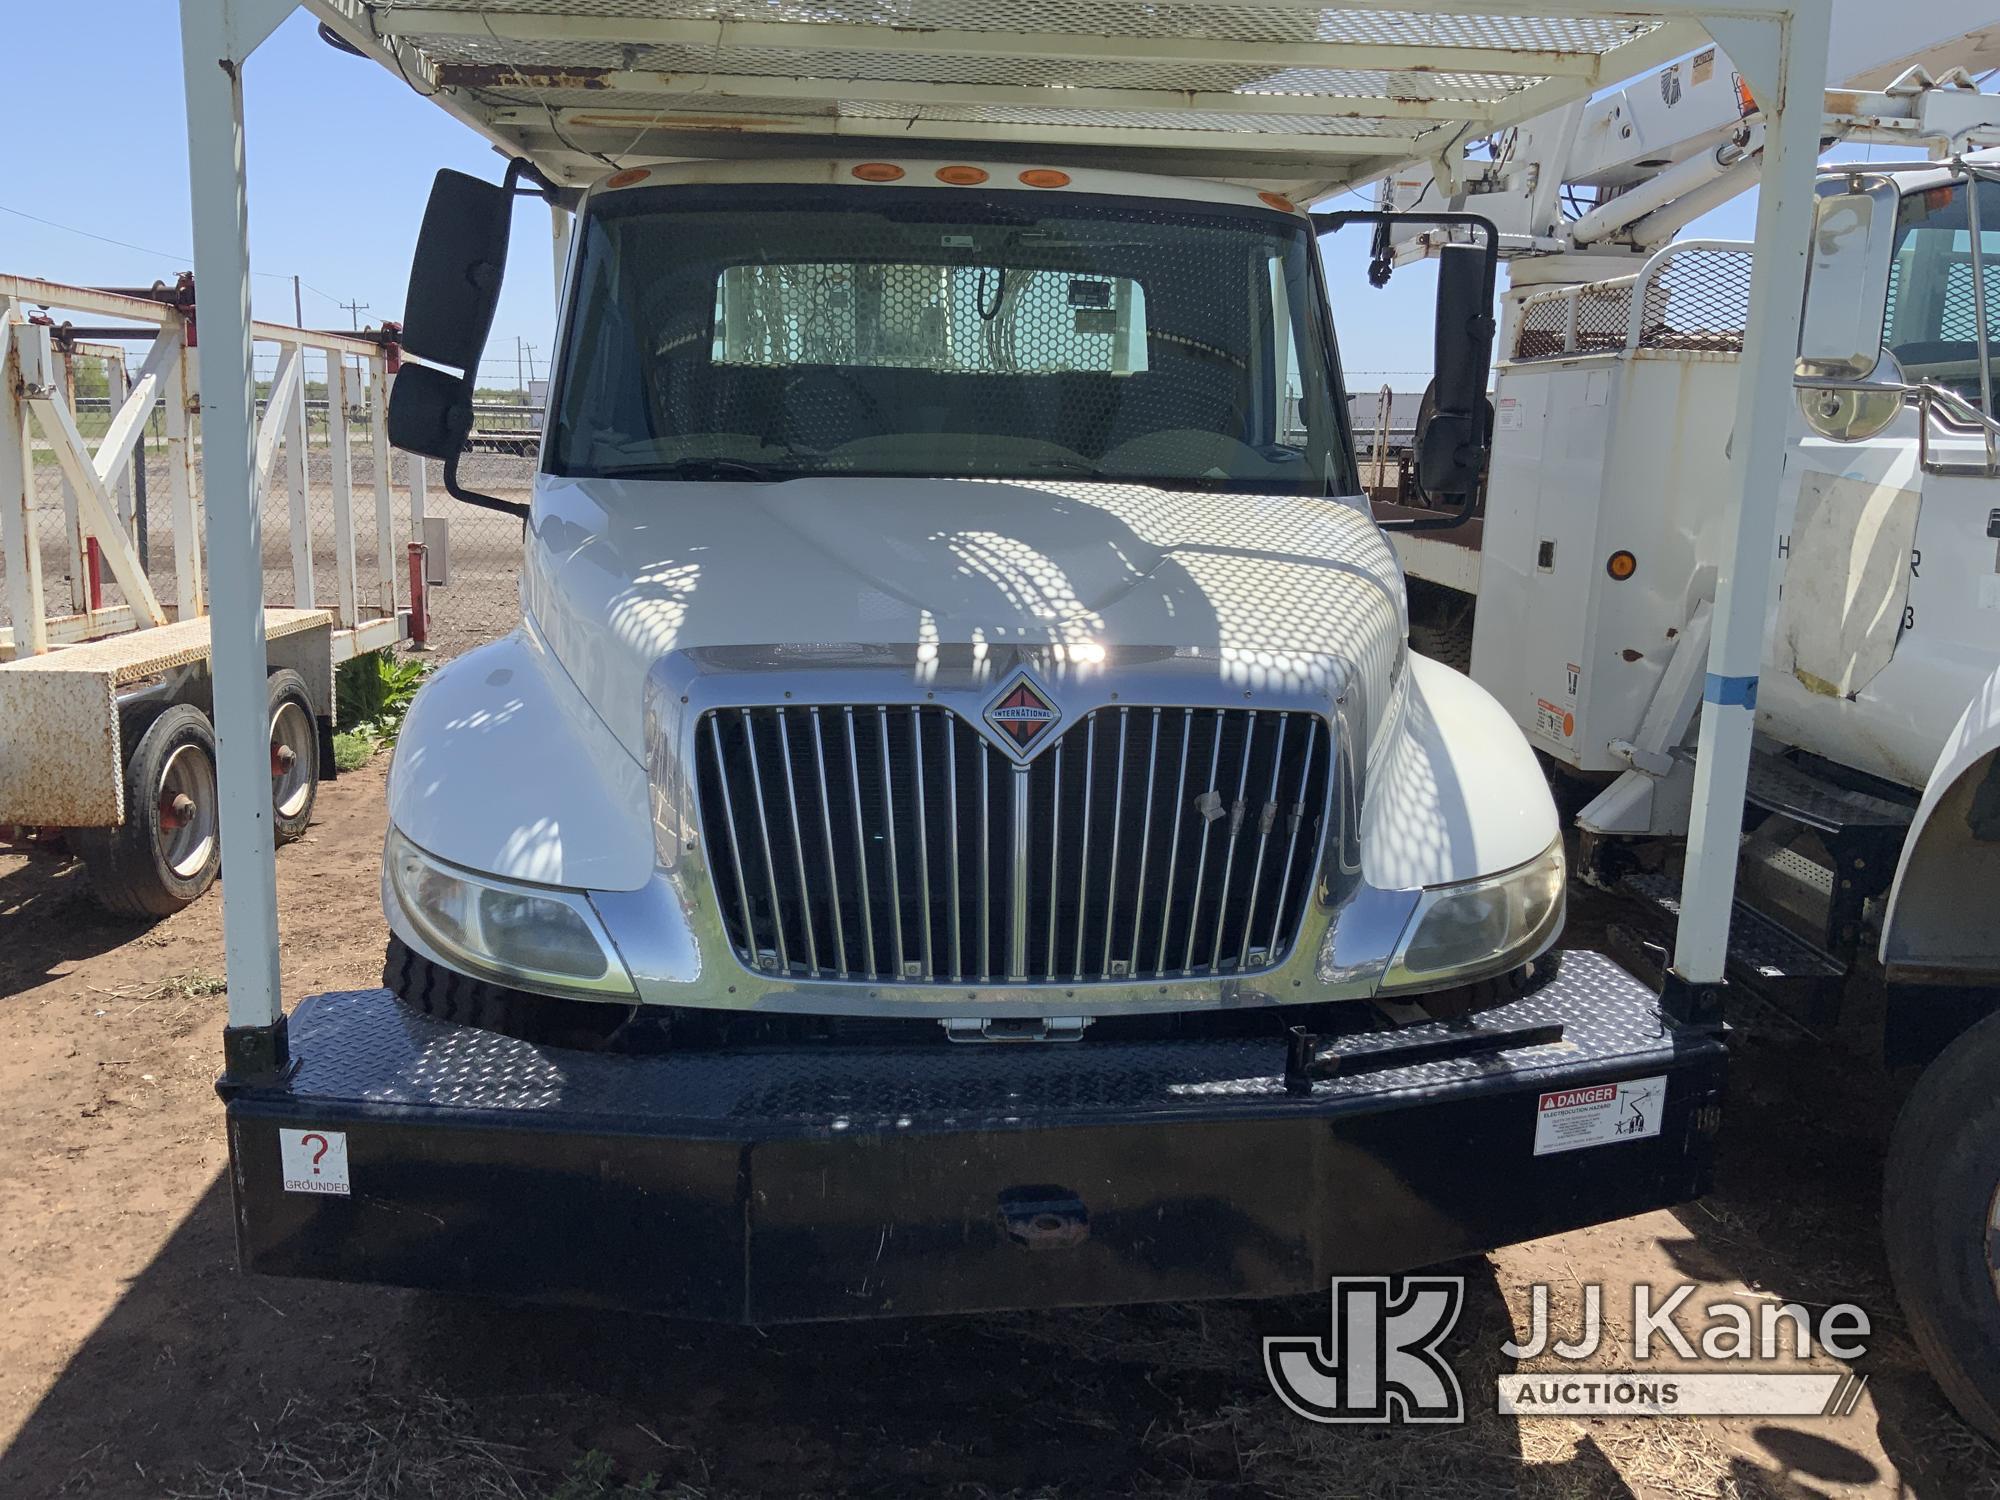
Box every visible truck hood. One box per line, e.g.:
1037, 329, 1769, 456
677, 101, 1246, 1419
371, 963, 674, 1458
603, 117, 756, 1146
522, 475, 1407, 757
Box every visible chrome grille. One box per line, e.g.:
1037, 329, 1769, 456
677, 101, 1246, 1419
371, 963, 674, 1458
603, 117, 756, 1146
697, 704, 1331, 984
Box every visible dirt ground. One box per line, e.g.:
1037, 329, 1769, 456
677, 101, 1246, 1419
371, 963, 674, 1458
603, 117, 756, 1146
2, 759, 1998, 1498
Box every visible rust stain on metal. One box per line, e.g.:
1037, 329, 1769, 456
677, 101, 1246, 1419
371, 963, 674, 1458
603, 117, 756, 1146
1620, 649, 1644, 662
438, 63, 614, 90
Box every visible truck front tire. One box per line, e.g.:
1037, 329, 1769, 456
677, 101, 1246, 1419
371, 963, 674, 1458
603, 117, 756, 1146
1884, 1006, 2000, 1447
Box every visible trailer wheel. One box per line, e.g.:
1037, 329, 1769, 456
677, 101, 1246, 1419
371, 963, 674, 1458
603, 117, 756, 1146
1884, 1006, 2000, 1446
267, 668, 320, 843
75, 704, 222, 917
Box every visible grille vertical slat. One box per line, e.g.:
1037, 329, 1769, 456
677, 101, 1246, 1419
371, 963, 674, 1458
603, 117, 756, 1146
1207, 711, 1258, 973
1071, 714, 1099, 981
1127, 708, 1163, 976
1098, 708, 1131, 977
1268, 718, 1320, 959
1237, 716, 1288, 970
909, 707, 935, 979
944, 715, 963, 980
876, 707, 906, 976
708, 715, 761, 961
842, 707, 878, 976
808, 708, 849, 977
698, 702, 1330, 985
1182, 712, 1229, 975
1044, 740, 1064, 979
1152, 711, 1195, 976
737, 708, 791, 973
773, 709, 820, 974
978, 744, 993, 981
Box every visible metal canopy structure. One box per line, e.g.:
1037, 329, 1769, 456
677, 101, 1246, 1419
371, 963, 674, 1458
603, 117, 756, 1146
179, 0, 1830, 1056
311, 1, 1717, 195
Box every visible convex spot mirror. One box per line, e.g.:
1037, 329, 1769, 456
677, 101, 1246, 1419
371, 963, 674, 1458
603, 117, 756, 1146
1797, 176, 1898, 382
387, 167, 514, 462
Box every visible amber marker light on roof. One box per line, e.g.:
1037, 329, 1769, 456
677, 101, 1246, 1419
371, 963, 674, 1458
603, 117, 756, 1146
605, 168, 651, 189
936, 165, 989, 185
1019, 169, 1071, 188
1607, 550, 1638, 581
1259, 192, 1298, 213
851, 162, 905, 182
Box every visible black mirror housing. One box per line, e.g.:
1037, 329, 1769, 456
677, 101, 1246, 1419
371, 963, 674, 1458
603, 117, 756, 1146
1421, 242, 1497, 499
387, 163, 531, 519
402, 168, 513, 373
386, 362, 474, 462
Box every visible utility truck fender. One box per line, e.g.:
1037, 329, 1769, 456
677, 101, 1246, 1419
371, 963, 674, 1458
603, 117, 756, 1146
1880, 666, 2000, 983
387, 621, 654, 892
1362, 653, 1560, 890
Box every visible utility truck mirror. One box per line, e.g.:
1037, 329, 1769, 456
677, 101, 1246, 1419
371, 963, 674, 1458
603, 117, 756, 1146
401, 168, 513, 376
388, 164, 531, 519
1797, 178, 1898, 381
1420, 242, 1497, 499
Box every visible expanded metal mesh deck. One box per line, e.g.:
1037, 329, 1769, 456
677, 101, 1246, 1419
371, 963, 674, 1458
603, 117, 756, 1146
278, 951, 1676, 1127
320, 3, 1702, 192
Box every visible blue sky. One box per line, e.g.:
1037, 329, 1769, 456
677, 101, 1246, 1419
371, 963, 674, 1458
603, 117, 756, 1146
0, 3, 1870, 391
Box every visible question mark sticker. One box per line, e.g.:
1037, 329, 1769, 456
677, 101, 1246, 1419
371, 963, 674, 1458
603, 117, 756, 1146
280, 1128, 350, 1196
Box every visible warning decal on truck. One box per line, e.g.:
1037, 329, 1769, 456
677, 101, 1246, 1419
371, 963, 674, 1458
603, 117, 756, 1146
1533, 1077, 1666, 1155
279, 1128, 351, 1196
1533, 698, 1575, 741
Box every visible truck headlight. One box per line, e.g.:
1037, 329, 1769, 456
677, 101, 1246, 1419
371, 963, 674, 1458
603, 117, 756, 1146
1380, 838, 1565, 992
387, 828, 635, 998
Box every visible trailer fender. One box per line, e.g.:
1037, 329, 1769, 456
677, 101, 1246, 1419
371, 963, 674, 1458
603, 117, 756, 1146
1880, 667, 2000, 984
1362, 653, 1561, 890
387, 620, 654, 892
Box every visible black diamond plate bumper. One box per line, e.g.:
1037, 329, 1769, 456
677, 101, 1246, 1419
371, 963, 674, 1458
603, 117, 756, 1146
222, 952, 1724, 1322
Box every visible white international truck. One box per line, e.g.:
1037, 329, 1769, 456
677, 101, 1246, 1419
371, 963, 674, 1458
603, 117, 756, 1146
1373, 15, 2000, 1439
180, 0, 1988, 1433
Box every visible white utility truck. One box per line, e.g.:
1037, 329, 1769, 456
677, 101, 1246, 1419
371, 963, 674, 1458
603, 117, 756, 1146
202, 0, 1821, 1362
1375, 17, 2000, 1440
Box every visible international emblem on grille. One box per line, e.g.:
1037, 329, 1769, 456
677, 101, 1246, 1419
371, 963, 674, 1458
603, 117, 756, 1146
985, 673, 1061, 753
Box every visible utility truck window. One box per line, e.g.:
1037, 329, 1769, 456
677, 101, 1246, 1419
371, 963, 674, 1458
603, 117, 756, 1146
547, 185, 1348, 494
1882, 180, 2000, 406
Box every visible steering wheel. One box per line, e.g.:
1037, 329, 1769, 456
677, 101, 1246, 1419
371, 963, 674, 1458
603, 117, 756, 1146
780, 367, 888, 450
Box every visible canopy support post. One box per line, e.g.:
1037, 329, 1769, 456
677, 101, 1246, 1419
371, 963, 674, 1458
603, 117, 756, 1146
1667, 1, 1830, 1020
180, 0, 301, 1079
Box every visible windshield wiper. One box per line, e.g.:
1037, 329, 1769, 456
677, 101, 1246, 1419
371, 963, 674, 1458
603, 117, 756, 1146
594, 457, 788, 483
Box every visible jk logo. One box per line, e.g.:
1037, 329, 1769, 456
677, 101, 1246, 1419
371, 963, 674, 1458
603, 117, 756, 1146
1264, 1277, 1466, 1424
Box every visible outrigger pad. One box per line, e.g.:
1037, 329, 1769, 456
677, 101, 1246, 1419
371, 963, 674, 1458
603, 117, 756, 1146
222, 952, 1724, 1323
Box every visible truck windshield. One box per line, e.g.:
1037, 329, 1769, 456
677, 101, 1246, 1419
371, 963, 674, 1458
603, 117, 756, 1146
1882, 177, 2000, 409
546, 184, 1352, 493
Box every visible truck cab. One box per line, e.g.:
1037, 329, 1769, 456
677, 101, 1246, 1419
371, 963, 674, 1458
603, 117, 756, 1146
380, 157, 1566, 1033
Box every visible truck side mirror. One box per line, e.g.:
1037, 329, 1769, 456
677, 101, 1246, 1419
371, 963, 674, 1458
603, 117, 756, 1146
1419, 242, 1497, 499
1797, 177, 1899, 381
388, 165, 530, 519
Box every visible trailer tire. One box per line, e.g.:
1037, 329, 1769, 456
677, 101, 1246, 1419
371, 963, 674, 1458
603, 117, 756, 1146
267, 668, 320, 843
75, 704, 222, 917
1883, 1007, 2000, 1448
384, 935, 547, 1039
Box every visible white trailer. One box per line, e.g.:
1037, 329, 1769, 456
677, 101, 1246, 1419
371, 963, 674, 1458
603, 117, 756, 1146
0, 276, 416, 911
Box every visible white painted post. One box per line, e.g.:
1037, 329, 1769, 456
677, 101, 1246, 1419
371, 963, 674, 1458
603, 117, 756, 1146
327, 351, 359, 628
179, 0, 298, 1042
283, 342, 314, 609
57, 347, 87, 615
1671, 3, 1832, 987
1, 319, 48, 657
106, 354, 135, 537
367, 355, 397, 617
163, 321, 203, 620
